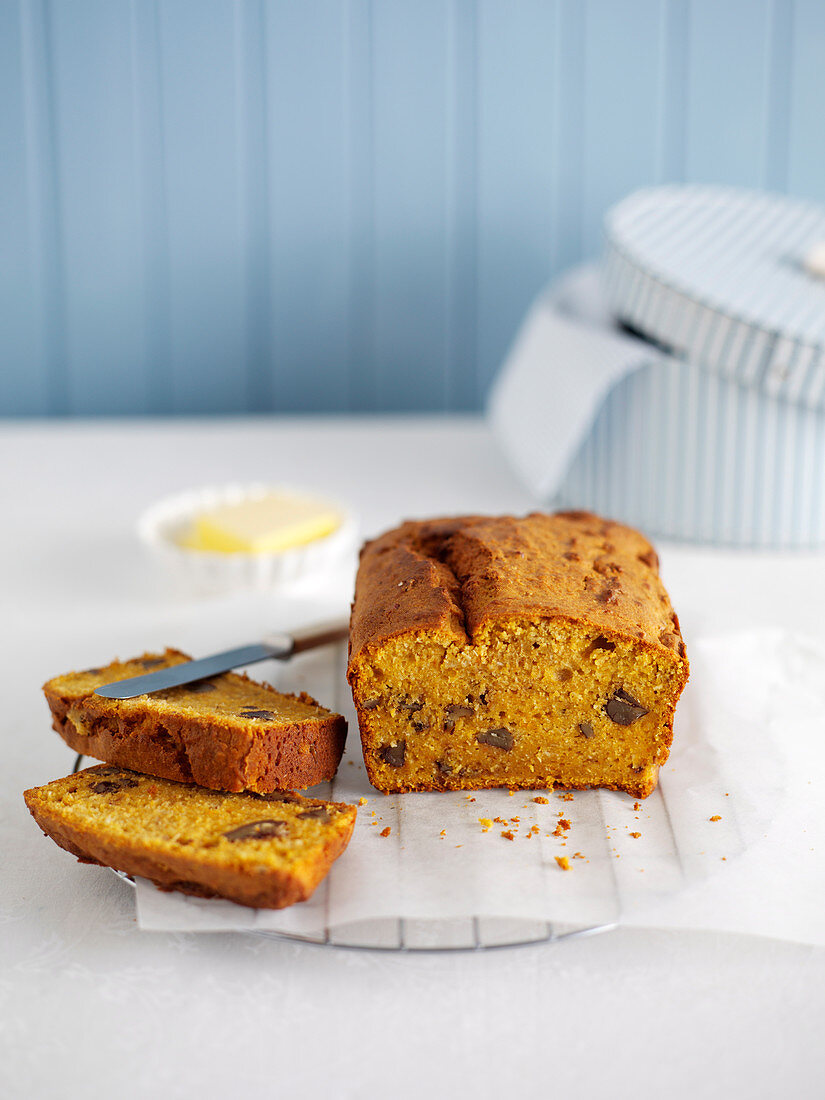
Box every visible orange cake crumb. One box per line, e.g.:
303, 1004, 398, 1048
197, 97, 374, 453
709, 815, 722, 822
629, 831, 641, 838
380, 826, 391, 837
501, 830, 515, 841
533, 796, 549, 804
555, 856, 571, 870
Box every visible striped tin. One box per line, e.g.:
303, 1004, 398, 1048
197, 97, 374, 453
603, 186, 825, 411
551, 187, 825, 549
556, 351, 825, 549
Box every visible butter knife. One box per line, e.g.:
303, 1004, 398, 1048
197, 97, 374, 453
94, 618, 349, 700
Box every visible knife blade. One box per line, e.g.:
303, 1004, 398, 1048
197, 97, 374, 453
94, 618, 349, 700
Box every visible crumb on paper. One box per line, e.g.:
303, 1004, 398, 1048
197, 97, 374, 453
633, 801, 640, 811
559, 792, 574, 802
629, 831, 641, 839
710, 815, 722, 822
508, 790, 515, 797
501, 830, 515, 841
380, 826, 391, 837
439, 829, 446, 838
555, 856, 571, 871
357, 797, 368, 806
533, 796, 549, 804
572, 852, 585, 860
479, 818, 493, 832
558, 818, 570, 830
493, 816, 506, 825
510, 816, 520, 824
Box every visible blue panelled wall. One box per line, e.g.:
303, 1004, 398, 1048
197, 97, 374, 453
2, 0, 824, 417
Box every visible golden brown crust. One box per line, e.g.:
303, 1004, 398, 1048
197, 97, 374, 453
43, 650, 347, 793
24, 765, 356, 910
349, 511, 685, 663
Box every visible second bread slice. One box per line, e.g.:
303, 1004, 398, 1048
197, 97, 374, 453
43, 650, 347, 793
24, 765, 356, 909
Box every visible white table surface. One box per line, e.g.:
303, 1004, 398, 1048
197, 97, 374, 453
2, 415, 823, 1100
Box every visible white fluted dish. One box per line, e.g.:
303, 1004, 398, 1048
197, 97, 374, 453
138, 483, 358, 595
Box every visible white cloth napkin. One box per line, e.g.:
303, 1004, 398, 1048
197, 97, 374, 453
487, 265, 656, 499
137, 630, 825, 946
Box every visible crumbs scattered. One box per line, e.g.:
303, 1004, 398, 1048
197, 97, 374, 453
558, 818, 570, 830
558, 792, 574, 802
478, 818, 493, 832
709, 815, 722, 822
501, 830, 515, 841
439, 829, 446, 839
357, 797, 368, 806
533, 796, 549, 804
633, 801, 640, 811
629, 831, 641, 839
380, 826, 391, 838
555, 856, 571, 871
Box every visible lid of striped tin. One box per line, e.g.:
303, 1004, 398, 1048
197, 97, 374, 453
603, 185, 825, 411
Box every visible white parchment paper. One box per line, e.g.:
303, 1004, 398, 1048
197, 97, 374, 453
136, 630, 825, 946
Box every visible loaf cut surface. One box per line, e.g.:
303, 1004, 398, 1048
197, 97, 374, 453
24, 765, 356, 909
43, 650, 346, 793
347, 511, 689, 799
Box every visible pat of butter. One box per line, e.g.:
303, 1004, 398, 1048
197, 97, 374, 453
189, 494, 341, 553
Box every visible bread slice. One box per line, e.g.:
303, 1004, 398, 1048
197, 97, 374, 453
24, 765, 356, 909
43, 650, 346, 793
347, 511, 689, 799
